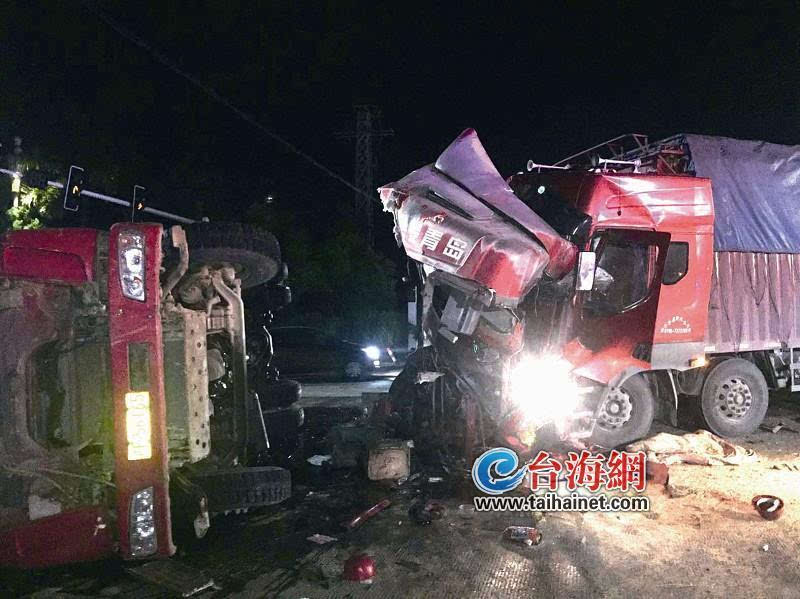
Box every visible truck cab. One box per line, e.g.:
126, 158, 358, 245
0, 222, 293, 568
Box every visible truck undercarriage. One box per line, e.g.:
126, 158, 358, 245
0, 221, 297, 568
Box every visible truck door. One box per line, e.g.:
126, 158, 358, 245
571, 228, 671, 385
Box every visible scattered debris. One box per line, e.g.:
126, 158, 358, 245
646, 461, 670, 486
762, 544, 770, 552
409, 499, 447, 525
760, 421, 799, 434
343, 498, 391, 529
396, 559, 422, 572
666, 483, 696, 498
343, 553, 376, 584
307, 533, 338, 544
752, 495, 784, 521
771, 463, 800, 471
428, 477, 443, 483
368, 439, 411, 480
457, 504, 476, 517
627, 430, 757, 466
502, 526, 542, 547
307, 454, 332, 466
127, 560, 216, 597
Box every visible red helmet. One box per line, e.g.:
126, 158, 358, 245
343, 553, 376, 583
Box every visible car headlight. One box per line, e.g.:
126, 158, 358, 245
118, 231, 145, 301
361, 346, 381, 361
129, 487, 157, 557
509, 355, 581, 431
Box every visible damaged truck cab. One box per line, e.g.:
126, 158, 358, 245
0, 222, 292, 568
383, 130, 795, 454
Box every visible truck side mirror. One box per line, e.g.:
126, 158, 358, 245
576, 251, 596, 291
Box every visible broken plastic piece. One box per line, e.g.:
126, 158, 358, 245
752, 495, 784, 521
343, 553, 376, 583
502, 526, 542, 547
307, 454, 332, 466
409, 499, 447, 525
343, 499, 391, 529
307, 534, 337, 544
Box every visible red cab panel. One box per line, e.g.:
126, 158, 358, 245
0, 228, 99, 283
0, 507, 114, 569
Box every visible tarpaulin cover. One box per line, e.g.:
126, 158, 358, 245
683, 134, 800, 253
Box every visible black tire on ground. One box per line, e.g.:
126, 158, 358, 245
590, 374, 655, 449
388, 346, 437, 436
700, 358, 768, 437
191, 466, 291, 514
183, 222, 281, 288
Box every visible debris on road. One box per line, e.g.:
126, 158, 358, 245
126, 560, 216, 597
343, 553, 376, 584
368, 439, 411, 480
646, 461, 670, 486
428, 476, 444, 483
760, 421, 799, 434
307, 533, 338, 544
752, 495, 784, 521
307, 454, 332, 466
409, 499, 447, 525
457, 504, 476, 517
343, 498, 391, 529
502, 526, 543, 547
666, 483, 696, 498
627, 430, 757, 466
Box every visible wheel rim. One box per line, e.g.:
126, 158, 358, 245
345, 362, 362, 378
714, 377, 753, 421
597, 387, 633, 430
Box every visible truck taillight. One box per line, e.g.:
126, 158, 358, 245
125, 391, 152, 461
129, 487, 157, 557
118, 231, 145, 301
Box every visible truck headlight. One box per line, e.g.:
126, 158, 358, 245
125, 391, 152, 460
509, 355, 581, 431
129, 487, 157, 557
118, 231, 145, 301
361, 346, 381, 361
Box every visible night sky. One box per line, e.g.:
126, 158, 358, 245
1, 1, 798, 249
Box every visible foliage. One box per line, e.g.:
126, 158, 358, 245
6, 183, 60, 230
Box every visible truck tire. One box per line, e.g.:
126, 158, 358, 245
183, 222, 281, 288
191, 466, 291, 514
700, 358, 768, 437
590, 374, 655, 449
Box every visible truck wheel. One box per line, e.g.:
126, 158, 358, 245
700, 358, 768, 437
590, 374, 655, 449
183, 222, 281, 288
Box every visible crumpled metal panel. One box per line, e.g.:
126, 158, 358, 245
684, 134, 800, 253
706, 252, 800, 352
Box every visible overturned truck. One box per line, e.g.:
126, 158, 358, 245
0, 221, 295, 568
381, 130, 800, 455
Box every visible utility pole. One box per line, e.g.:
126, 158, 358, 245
336, 105, 393, 245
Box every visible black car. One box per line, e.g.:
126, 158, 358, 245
268, 326, 395, 380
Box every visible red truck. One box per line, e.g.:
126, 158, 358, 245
382, 130, 800, 452
0, 221, 296, 568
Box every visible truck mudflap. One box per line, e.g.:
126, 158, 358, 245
190, 467, 291, 515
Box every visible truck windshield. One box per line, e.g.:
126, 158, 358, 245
585, 235, 657, 314
509, 177, 591, 245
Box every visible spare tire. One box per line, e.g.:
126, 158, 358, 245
183, 222, 281, 288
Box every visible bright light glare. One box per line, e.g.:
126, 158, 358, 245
362, 346, 381, 361
509, 355, 581, 430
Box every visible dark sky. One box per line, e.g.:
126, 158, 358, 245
1, 1, 798, 241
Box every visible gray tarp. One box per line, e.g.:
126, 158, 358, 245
684, 134, 800, 253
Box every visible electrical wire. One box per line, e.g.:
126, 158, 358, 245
81, 1, 373, 202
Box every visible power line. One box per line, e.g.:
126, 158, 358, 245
81, 1, 372, 202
